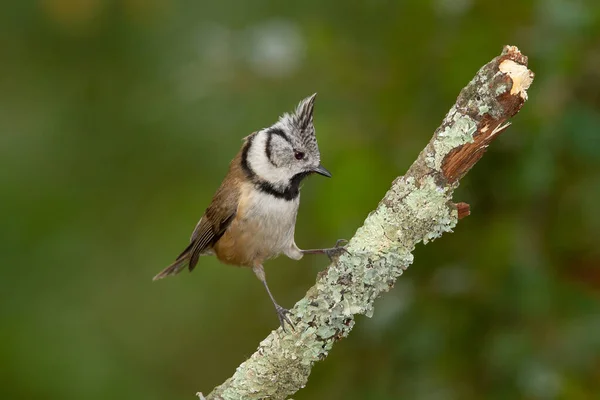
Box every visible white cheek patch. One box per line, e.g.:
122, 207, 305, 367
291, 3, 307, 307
248, 131, 292, 186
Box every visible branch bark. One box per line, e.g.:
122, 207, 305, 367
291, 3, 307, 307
205, 45, 534, 400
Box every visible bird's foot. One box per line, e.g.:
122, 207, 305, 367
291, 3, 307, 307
302, 239, 350, 261
275, 304, 295, 333
323, 239, 350, 261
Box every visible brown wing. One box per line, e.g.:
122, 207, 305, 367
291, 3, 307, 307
186, 210, 236, 271
184, 152, 245, 271
153, 145, 245, 281
154, 189, 238, 280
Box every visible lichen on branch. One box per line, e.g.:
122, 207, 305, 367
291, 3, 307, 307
205, 45, 534, 400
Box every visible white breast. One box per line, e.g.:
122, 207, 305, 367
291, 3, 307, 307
239, 185, 300, 261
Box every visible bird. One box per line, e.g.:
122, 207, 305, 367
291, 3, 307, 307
153, 93, 345, 330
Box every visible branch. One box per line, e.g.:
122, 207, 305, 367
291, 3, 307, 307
205, 45, 534, 400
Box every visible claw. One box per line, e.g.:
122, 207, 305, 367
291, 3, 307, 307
325, 239, 351, 261
275, 305, 295, 332
335, 239, 348, 247
301, 239, 350, 262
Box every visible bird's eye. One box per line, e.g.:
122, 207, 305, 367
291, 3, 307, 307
294, 151, 305, 160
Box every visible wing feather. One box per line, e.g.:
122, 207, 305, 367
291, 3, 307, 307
153, 149, 244, 279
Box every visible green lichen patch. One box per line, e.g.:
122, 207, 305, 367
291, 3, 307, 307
426, 115, 477, 171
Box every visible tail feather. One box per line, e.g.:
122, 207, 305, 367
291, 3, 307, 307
154, 240, 197, 281
153, 257, 189, 281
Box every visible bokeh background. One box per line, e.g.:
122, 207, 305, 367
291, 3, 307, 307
2, 0, 600, 399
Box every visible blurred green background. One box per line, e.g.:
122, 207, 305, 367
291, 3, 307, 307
2, 0, 600, 399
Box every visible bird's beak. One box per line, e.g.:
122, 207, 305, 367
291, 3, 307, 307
313, 164, 332, 178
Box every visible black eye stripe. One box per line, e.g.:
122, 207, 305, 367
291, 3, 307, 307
267, 128, 291, 146
265, 128, 292, 166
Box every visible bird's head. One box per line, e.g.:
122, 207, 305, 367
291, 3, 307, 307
243, 93, 331, 191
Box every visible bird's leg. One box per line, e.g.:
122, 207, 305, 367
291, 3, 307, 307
252, 264, 294, 332
301, 239, 350, 261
